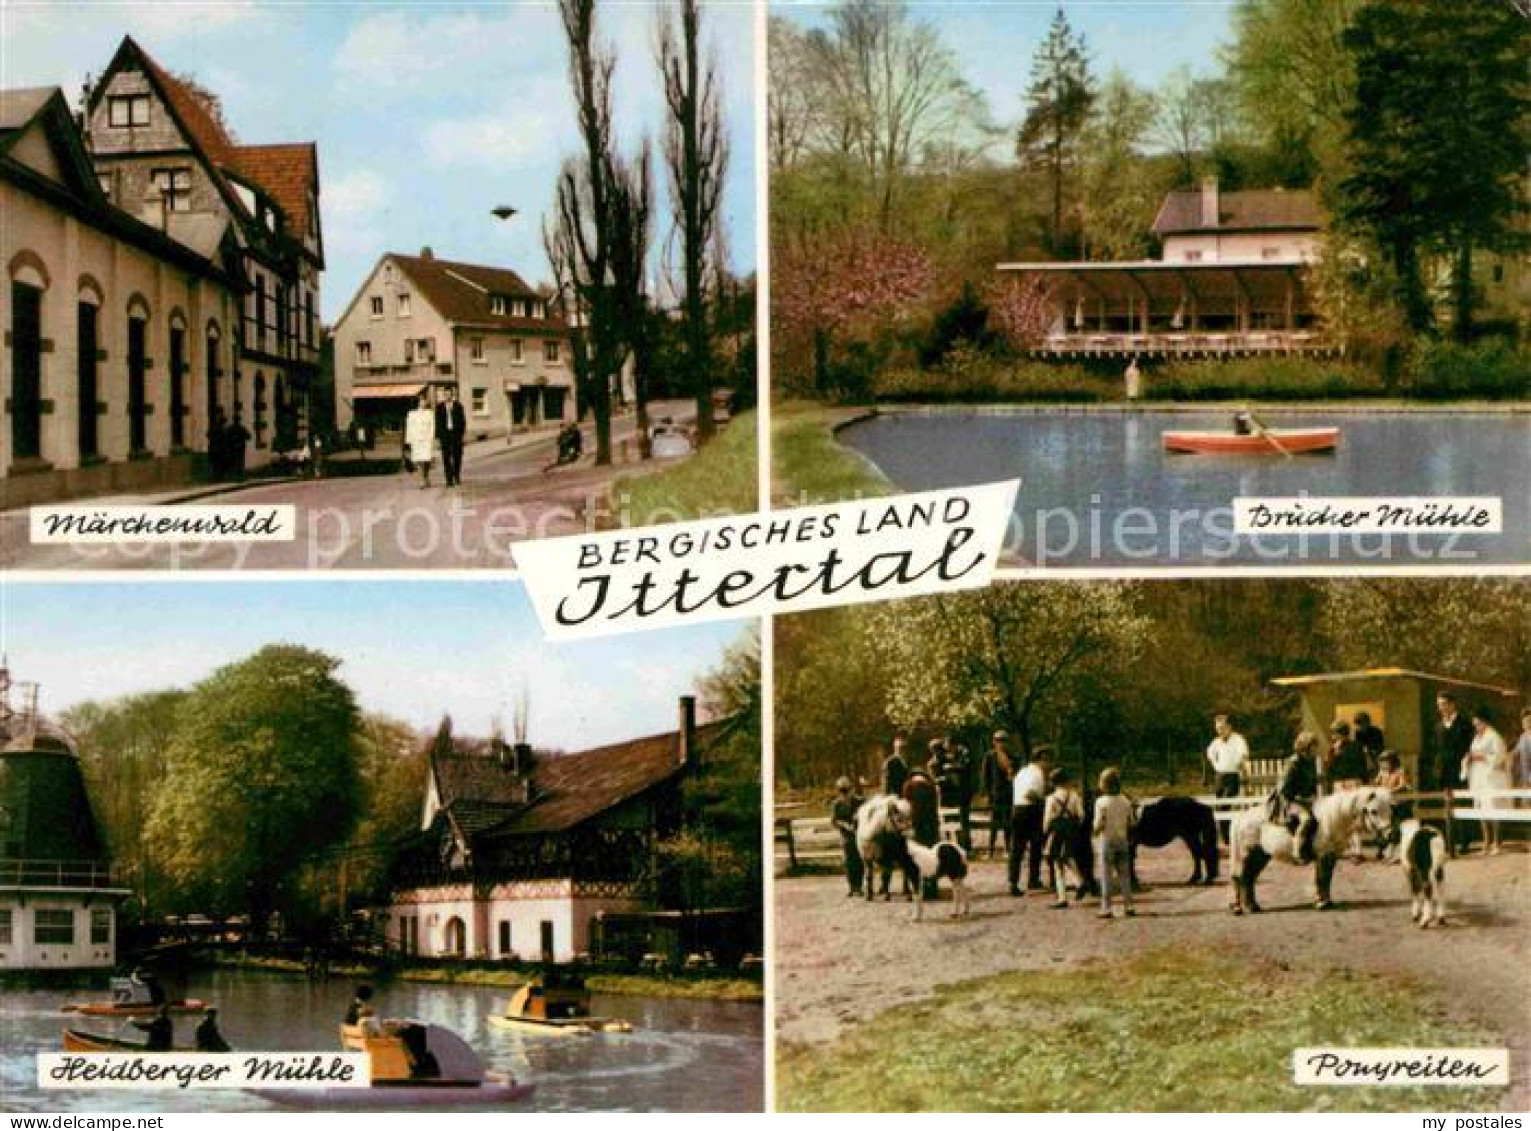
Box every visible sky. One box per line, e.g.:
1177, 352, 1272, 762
779, 1, 1237, 132
0, 580, 751, 751
1, 0, 758, 323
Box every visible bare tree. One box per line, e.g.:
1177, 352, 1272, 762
543, 0, 622, 466
610, 140, 655, 458
659, 0, 729, 441
804, 0, 975, 231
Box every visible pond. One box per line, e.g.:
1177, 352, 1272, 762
1, 970, 763, 1113
838, 408, 1531, 566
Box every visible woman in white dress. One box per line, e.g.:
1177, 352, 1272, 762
404, 392, 436, 487
1461, 706, 1510, 855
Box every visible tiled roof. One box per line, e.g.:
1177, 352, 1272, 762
432, 720, 728, 839
0, 87, 55, 133
131, 39, 238, 169
1153, 188, 1321, 235
392, 253, 567, 333
230, 143, 318, 237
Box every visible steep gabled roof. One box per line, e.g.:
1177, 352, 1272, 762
230, 142, 320, 247
430, 720, 729, 840
128, 36, 239, 168
0, 87, 56, 134
0, 87, 109, 205
1153, 188, 1321, 236
392, 253, 566, 333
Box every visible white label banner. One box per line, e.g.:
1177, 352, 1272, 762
1292, 1048, 1508, 1086
1233, 497, 1501, 536
38, 1052, 370, 1089
515, 481, 1021, 640
30, 505, 297, 544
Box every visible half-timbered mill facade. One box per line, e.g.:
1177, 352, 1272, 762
385, 697, 719, 964
1000, 179, 1329, 358
84, 36, 323, 462
2, 86, 243, 508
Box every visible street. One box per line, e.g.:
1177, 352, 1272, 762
2, 403, 694, 571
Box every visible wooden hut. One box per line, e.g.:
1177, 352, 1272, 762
1269, 668, 1521, 788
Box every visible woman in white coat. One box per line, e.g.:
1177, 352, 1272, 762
404, 392, 437, 487
1462, 706, 1511, 855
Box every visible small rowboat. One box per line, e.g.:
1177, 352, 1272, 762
257, 1078, 537, 1110
63, 1028, 192, 1053
1162, 427, 1339, 455
63, 999, 210, 1018
489, 975, 634, 1037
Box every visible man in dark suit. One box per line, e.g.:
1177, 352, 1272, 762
435, 386, 468, 487
1433, 693, 1473, 793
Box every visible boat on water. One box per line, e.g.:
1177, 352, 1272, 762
489, 973, 634, 1036
62, 1028, 192, 1053
255, 1021, 534, 1109
62, 998, 210, 1017
1162, 426, 1340, 455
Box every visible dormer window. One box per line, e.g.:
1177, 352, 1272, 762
532, 300, 547, 319
490, 295, 508, 316
108, 94, 150, 127
512, 298, 528, 318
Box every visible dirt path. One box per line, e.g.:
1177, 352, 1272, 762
775, 845, 1530, 1110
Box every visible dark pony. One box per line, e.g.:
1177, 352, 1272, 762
1130, 796, 1220, 885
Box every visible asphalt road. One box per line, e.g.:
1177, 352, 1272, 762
3, 403, 692, 571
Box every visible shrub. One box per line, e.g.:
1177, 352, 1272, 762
1403, 338, 1531, 400
917, 282, 996, 368
1143, 356, 1384, 400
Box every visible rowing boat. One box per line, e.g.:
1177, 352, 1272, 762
488, 976, 633, 1036
62, 999, 210, 1018
1162, 427, 1339, 455
62, 1028, 191, 1053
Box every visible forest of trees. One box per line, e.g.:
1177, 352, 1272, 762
63, 636, 761, 938
775, 578, 1531, 791
770, 0, 1528, 397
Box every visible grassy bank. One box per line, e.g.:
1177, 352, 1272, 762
771, 402, 892, 507
777, 947, 1505, 1112
204, 952, 761, 1002
613, 409, 760, 525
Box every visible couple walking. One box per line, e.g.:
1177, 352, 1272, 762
405, 388, 467, 488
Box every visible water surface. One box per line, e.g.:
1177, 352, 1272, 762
839, 409, 1530, 566
0, 971, 762, 1112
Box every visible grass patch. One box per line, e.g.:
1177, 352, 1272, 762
396, 967, 760, 1001
771, 401, 892, 507
776, 947, 1506, 1112
614, 410, 759, 524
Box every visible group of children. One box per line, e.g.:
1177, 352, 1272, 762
1040, 766, 1136, 919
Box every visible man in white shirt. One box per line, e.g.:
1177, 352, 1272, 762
1206, 713, 1249, 799
1007, 748, 1050, 896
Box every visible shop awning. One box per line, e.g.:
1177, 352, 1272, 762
352, 383, 426, 400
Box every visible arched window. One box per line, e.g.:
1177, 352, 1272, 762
168, 311, 187, 449
205, 320, 222, 431
443, 917, 466, 957
8, 254, 49, 463
77, 281, 103, 460
126, 295, 151, 454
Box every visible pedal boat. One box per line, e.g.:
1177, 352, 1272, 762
254, 1021, 534, 1109
489, 975, 634, 1036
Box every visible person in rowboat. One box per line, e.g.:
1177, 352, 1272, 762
195, 1007, 230, 1052
1233, 411, 1254, 436
133, 1003, 173, 1051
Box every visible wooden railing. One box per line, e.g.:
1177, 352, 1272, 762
774, 788, 1531, 873
1034, 330, 1329, 357
0, 858, 125, 889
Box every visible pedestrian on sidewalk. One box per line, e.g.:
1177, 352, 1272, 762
435, 386, 467, 487
405, 392, 437, 488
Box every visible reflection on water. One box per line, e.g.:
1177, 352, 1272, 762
1, 971, 763, 1113
839, 409, 1531, 565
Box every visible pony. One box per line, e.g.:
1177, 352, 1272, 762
1131, 797, 1220, 885
856, 795, 916, 902
903, 837, 971, 920
1228, 787, 1394, 914
1399, 819, 1447, 928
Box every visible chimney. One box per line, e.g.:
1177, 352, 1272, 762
420, 246, 434, 261
677, 696, 697, 767
1200, 176, 1220, 229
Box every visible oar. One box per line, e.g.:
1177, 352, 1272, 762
1248, 411, 1293, 459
